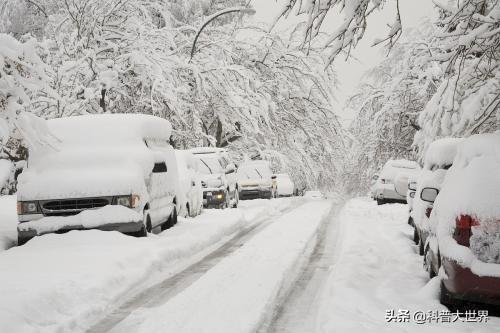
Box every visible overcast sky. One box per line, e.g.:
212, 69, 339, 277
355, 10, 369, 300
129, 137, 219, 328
247, 0, 437, 124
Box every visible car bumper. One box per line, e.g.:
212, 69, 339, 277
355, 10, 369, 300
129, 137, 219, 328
17, 220, 144, 240
239, 188, 272, 200
375, 187, 407, 203
441, 258, 500, 306
203, 189, 226, 208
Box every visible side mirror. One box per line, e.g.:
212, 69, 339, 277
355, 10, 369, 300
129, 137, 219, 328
420, 187, 439, 203
225, 164, 235, 175
408, 181, 417, 191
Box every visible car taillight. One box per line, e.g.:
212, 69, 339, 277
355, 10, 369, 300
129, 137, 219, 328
425, 207, 432, 218
454, 215, 480, 247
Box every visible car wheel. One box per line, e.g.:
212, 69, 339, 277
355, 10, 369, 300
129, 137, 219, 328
17, 236, 33, 246
413, 227, 419, 245
163, 206, 177, 231
423, 246, 436, 278
377, 199, 384, 205
418, 236, 424, 256
145, 212, 152, 233
232, 190, 239, 208
186, 203, 190, 217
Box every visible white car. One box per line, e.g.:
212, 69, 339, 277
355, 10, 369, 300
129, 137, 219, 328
372, 159, 420, 205
174, 150, 203, 218
190, 148, 239, 209
411, 138, 463, 254
304, 191, 324, 199
275, 173, 294, 197
237, 160, 276, 200
17, 114, 178, 245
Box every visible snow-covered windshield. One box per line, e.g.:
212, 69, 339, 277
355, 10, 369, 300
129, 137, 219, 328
237, 163, 272, 180
197, 157, 223, 175
237, 167, 263, 179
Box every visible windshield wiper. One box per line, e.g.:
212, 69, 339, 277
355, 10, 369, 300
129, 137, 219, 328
200, 159, 213, 174
254, 168, 263, 178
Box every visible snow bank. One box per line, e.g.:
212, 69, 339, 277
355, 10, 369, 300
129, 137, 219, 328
0, 199, 295, 333
0, 195, 17, 251
316, 198, 500, 332
18, 205, 142, 235
117, 200, 332, 333
433, 132, 500, 275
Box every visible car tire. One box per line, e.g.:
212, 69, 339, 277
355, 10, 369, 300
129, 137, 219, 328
424, 246, 436, 279
17, 236, 33, 246
163, 206, 177, 231
413, 227, 419, 244
186, 203, 190, 218
377, 199, 384, 205
418, 236, 424, 256
232, 190, 239, 208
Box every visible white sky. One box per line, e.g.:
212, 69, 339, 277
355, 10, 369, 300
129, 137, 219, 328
247, 0, 436, 124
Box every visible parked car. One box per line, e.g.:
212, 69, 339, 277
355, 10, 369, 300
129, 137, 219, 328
190, 148, 238, 209
16, 114, 178, 245
237, 160, 276, 200
304, 191, 324, 199
423, 133, 500, 309
372, 159, 420, 205
411, 138, 462, 255
275, 173, 294, 197
406, 173, 419, 227
174, 150, 203, 217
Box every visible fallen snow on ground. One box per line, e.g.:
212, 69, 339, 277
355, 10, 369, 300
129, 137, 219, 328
113, 200, 333, 333
0, 195, 17, 251
316, 198, 500, 333
0, 198, 295, 333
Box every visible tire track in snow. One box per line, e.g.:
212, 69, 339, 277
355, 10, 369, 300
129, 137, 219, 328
86, 201, 303, 333
263, 201, 343, 333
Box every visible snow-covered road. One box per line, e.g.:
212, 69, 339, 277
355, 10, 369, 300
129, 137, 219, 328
1, 197, 499, 333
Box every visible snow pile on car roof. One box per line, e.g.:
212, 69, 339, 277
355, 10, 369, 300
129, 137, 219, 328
47, 113, 171, 144
434, 132, 500, 274
380, 159, 419, 181
423, 138, 463, 169
17, 114, 172, 200
189, 147, 227, 155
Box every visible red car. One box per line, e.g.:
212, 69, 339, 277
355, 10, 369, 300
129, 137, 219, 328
424, 133, 500, 309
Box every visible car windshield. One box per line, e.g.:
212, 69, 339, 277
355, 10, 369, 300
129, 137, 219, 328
197, 157, 223, 175
237, 167, 263, 179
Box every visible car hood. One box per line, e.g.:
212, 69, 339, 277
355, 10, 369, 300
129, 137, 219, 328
239, 178, 271, 187
200, 174, 225, 188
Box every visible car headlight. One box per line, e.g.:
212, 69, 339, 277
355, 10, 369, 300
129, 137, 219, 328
115, 195, 140, 208
17, 201, 41, 215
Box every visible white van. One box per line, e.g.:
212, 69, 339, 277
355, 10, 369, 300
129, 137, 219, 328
16, 114, 178, 245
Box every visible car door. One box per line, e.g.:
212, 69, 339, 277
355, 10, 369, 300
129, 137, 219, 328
147, 144, 176, 227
